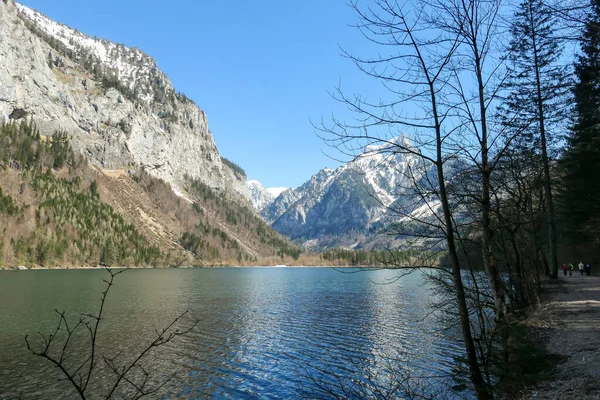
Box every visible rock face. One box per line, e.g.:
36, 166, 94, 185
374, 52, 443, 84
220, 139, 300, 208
266, 186, 287, 198
260, 135, 440, 250
247, 180, 289, 211
247, 180, 274, 211
0, 2, 249, 199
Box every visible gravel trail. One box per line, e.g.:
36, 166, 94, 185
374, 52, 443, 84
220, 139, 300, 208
526, 275, 600, 399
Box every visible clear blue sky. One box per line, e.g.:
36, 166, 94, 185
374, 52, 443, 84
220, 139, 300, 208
18, 0, 380, 189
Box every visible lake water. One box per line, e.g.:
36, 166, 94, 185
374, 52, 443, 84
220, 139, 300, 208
0, 268, 464, 399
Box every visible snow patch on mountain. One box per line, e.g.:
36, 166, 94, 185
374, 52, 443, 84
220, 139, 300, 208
267, 187, 288, 198
247, 180, 275, 211
260, 135, 439, 250
16, 3, 169, 103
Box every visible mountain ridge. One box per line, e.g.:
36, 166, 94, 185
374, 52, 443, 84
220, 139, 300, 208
0, 1, 302, 267
254, 135, 438, 250
2, 2, 249, 201
247, 180, 289, 211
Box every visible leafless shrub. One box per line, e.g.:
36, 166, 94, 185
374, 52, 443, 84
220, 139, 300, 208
25, 268, 198, 399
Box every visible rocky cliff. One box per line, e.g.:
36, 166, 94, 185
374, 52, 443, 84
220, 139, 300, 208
247, 180, 288, 211
0, 1, 306, 267
0, 2, 249, 199
247, 180, 275, 211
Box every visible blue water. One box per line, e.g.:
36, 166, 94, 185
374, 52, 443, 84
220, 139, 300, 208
0, 268, 464, 399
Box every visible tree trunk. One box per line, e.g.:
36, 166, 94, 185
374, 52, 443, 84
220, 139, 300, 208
529, 2, 558, 279
431, 82, 492, 398
476, 50, 507, 322
509, 229, 525, 307
438, 162, 492, 400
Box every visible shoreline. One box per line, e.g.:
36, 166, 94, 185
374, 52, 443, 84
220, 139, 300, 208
0, 264, 376, 271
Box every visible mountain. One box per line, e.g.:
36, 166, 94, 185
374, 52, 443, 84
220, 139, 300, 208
247, 180, 274, 211
2, 3, 248, 200
260, 135, 439, 250
247, 180, 288, 211
267, 186, 288, 198
0, 1, 300, 267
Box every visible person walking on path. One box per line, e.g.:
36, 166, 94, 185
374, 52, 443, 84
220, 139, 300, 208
562, 264, 568, 276
578, 261, 585, 276
569, 263, 574, 276
586, 263, 591, 276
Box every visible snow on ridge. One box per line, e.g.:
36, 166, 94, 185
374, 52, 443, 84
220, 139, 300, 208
247, 180, 275, 211
341, 135, 425, 207
18, 4, 113, 63
16, 3, 167, 101
363, 134, 414, 154
398, 200, 441, 223
267, 187, 288, 198
247, 181, 290, 210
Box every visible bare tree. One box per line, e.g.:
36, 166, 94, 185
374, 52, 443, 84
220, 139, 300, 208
546, 0, 592, 38
424, 0, 512, 322
317, 0, 493, 397
25, 268, 198, 399
492, 149, 547, 308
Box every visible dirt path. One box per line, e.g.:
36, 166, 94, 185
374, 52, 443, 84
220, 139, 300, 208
526, 275, 600, 399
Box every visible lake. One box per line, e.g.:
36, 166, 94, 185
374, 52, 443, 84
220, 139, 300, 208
0, 268, 464, 399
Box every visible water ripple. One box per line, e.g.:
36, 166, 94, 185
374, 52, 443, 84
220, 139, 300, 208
0, 268, 467, 399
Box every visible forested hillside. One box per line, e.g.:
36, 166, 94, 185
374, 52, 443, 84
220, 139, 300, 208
0, 120, 300, 268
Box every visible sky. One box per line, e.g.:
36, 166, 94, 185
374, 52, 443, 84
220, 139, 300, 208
17, 0, 382, 189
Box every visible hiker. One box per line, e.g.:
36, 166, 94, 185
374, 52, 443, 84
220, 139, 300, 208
569, 263, 574, 276
562, 264, 568, 276
579, 261, 585, 276
586, 263, 591, 276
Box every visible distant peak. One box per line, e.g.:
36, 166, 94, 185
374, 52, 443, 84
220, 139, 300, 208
316, 167, 337, 178
364, 134, 414, 154
267, 187, 288, 198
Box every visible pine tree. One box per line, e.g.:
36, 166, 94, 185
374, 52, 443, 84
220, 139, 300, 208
502, 0, 569, 278
560, 0, 600, 243
89, 180, 99, 200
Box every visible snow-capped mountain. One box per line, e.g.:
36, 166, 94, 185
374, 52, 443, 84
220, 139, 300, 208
247, 180, 288, 211
0, 1, 301, 265
260, 135, 440, 250
1, 2, 249, 200
248, 180, 274, 211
